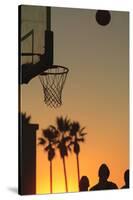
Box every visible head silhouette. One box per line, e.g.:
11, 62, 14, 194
98, 163, 110, 181
124, 169, 129, 187
79, 176, 89, 191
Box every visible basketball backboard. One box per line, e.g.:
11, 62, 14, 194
20, 5, 46, 64
19, 5, 53, 84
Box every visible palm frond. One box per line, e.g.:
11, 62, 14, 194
79, 126, 85, 132
69, 121, 80, 136
44, 144, 50, 151
53, 140, 60, 145
64, 116, 71, 131
63, 136, 72, 143
68, 141, 75, 146
56, 116, 71, 133
76, 138, 84, 142
79, 132, 87, 136
38, 137, 46, 145
49, 125, 58, 134
42, 127, 58, 142
56, 116, 64, 132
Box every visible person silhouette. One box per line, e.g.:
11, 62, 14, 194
79, 176, 90, 191
90, 163, 118, 190
121, 169, 129, 189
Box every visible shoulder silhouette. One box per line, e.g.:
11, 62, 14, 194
121, 169, 129, 189
79, 176, 90, 191
90, 163, 118, 191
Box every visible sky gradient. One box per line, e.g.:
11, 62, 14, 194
21, 6, 129, 194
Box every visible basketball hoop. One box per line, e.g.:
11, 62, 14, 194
39, 65, 69, 108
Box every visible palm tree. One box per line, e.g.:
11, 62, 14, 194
69, 122, 87, 191
38, 126, 58, 193
55, 116, 71, 192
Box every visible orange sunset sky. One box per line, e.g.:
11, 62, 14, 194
21, 6, 129, 194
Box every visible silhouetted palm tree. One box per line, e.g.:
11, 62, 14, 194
38, 126, 58, 193
69, 122, 87, 191
55, 116, 71, 192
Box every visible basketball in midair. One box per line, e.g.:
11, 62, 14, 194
96, 10, 111, 26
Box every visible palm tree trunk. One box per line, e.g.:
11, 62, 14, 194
62, 157, 68, 192
76, 154, 80, 191
50, 160, 52, 193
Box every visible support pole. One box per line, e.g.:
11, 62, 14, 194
45, 6, 53, 65
47, 7, 51, 31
